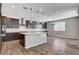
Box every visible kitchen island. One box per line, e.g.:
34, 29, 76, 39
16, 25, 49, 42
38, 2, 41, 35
20, 31, 47, 49
6, 28, 48, 49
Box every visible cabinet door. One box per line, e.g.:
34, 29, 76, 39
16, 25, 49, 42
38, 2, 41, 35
2, 33, 19, 42
6, 18, 19, 28
10, 19, 19, 28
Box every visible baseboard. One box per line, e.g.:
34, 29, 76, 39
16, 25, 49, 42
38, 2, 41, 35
48, 36, 79, 40
25, 41, 47, 49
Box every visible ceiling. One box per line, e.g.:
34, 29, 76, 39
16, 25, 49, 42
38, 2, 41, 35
2, 3, 79, 22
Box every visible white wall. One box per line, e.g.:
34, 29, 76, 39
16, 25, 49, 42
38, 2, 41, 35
47, 17, 79, 39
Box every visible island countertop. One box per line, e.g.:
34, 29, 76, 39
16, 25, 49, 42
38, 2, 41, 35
6, 28, 48, 33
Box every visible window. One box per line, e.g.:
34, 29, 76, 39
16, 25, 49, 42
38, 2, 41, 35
54, 22, 65, 31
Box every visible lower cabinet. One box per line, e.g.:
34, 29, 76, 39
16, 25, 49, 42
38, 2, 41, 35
2, 33, 19, 42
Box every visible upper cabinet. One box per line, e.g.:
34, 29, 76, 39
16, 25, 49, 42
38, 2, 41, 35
0, 16, 19, 28
6, 18, 19, 28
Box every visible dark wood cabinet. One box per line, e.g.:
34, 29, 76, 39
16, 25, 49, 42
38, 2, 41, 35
6, 18, 19, 28
2, 33, 19, 42
0, 16, 19, 28
43, 23, 47, 28
0, 16, 19, 42
26, 21, 37, 28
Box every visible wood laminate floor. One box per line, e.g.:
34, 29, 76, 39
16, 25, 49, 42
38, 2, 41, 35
0, 37, 79, 55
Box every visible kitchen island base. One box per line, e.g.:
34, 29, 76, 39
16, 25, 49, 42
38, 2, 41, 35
22, 32, 47, 49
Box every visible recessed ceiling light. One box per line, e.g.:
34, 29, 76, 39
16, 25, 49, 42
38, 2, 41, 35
56, 10, 59, 14
40, 8, 43, 11
32, 13, 34, 16
11, 5, 15, 8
